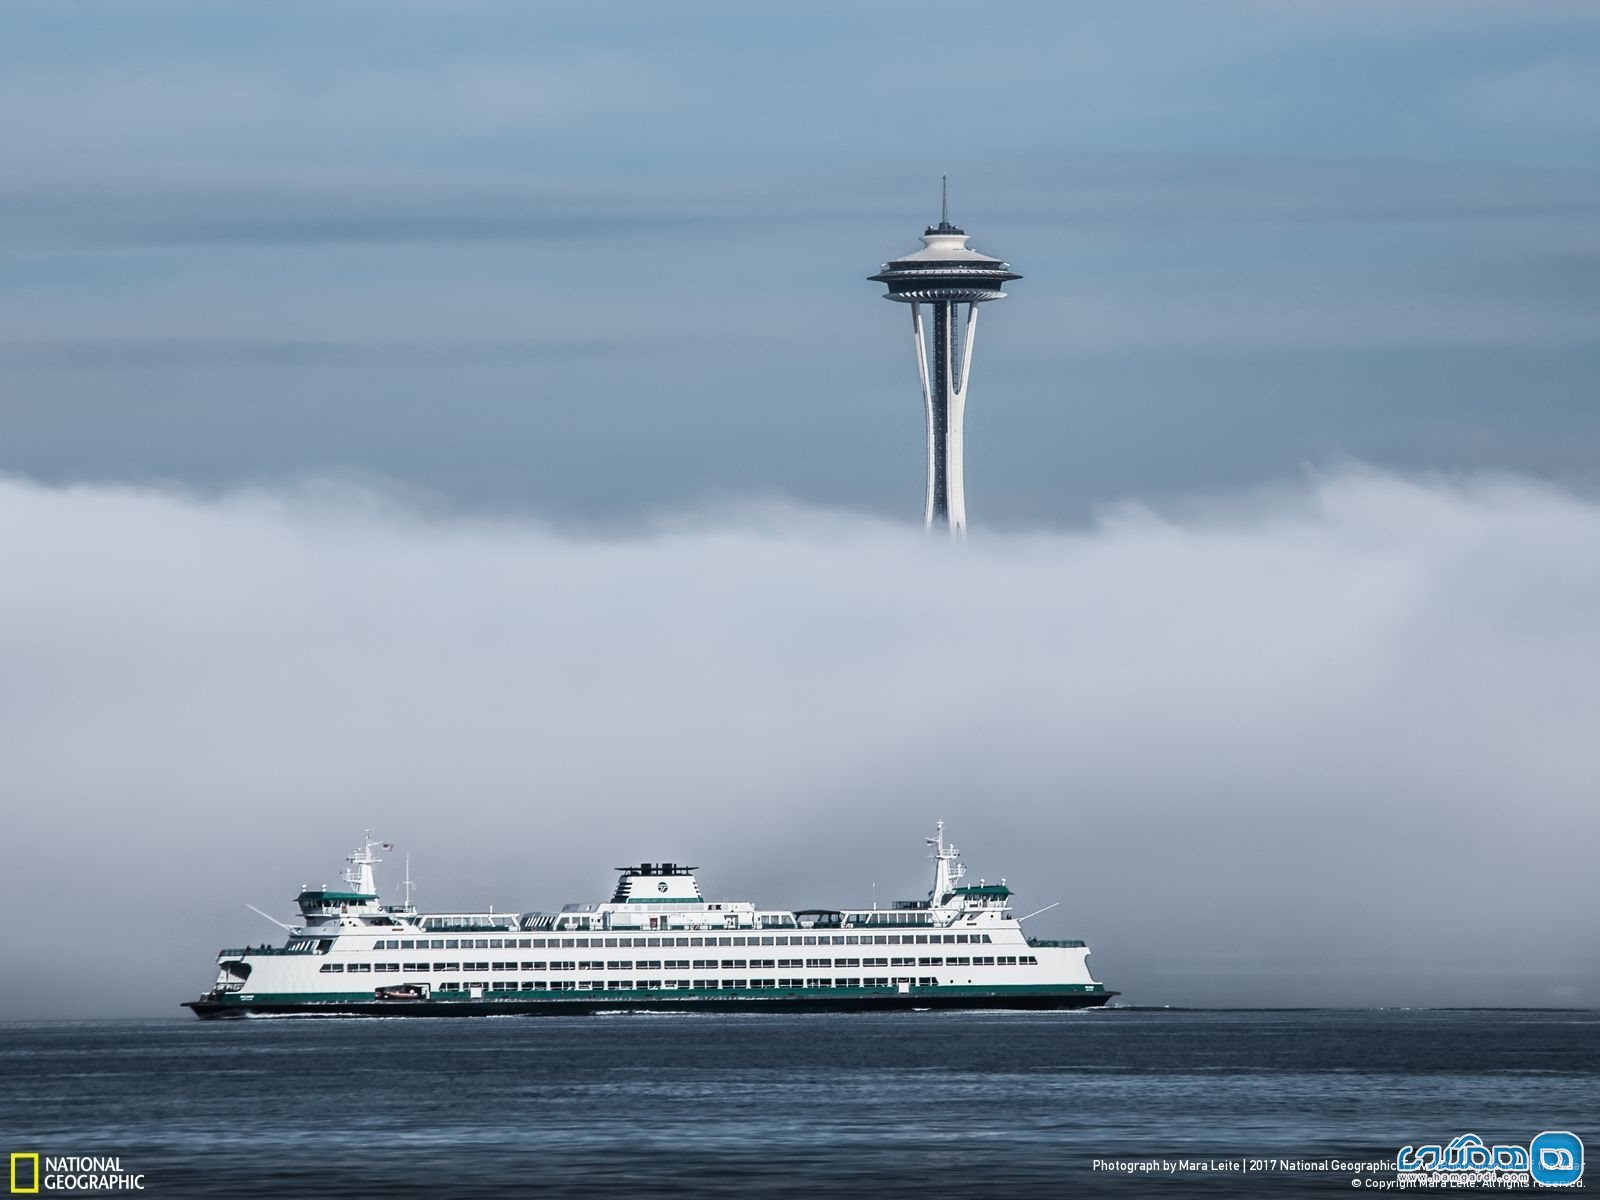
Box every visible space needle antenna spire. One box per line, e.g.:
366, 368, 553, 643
869, 183, 1021, 538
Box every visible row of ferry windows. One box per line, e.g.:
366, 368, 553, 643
320, 956, 1039, 973
419, 979, 947, 992
368, 933, 996, 951
428, 979, 942, 991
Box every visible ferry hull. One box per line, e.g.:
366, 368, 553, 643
184, 989, 1117, 1019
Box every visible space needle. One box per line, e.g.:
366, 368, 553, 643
870, 181, 1020, 538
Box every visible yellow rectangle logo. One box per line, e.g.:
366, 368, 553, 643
9, 1152, 40, 1194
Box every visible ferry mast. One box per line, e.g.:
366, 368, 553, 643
870, 180, 1021, 538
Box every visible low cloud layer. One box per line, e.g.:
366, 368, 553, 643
1, 468, 1596, 1018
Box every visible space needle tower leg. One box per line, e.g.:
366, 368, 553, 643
947, 301, 978, 539
911, 302, 936, 530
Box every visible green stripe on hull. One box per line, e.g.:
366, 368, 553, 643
186, 983, 1116, 1017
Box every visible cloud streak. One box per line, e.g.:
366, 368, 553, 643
1, 468, 1596, 1018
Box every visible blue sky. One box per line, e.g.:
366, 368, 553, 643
1, 0, 1597, 527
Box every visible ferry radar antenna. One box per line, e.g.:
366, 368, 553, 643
926, 819, 965, 902
403, 853, 415, 912
342, 831, 384, 896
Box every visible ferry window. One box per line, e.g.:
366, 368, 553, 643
401, 940, 415, 950
837, 958, 860, 968
690, 938, 704, 947
874, 936, 888, 945
518, 939, 530, 948
915, 935, 929, 945
666, 960, 688, 970
603, 938, 618, 947
720, 959, 747, 969
446, 939, 460, 949
804, 959, 829, 969
528, 962, 545, 971
802, 937, 817, 946
717, 937, 732, 947
891, 957, 914, 967
673, 937, 688, 947
981, 935, 992, 943
864, 957, 887, 968
778, 958, 801, 969
614, 960, 633, 970
761, 937, 774, 946
1022, 956, 1038, 965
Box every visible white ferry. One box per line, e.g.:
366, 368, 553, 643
183, 823, 1115, 1017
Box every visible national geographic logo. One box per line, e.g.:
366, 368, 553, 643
8, 1154, 145, 1193
8, 1155, 37, 1195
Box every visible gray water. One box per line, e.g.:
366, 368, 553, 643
2, 1008, 1595, 1197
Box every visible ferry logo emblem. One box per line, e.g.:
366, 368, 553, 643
9, 1152, 40, 1195
657, 882, 669, 892
1530, 1132, 1584, 1187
